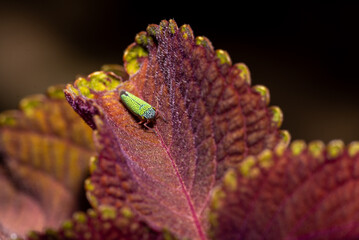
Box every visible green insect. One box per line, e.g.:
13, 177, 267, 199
119, 90, 163, 129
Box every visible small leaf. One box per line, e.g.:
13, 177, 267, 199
27, 208, 173, 240
65, 19, 285, 239
210, 140, 359, 240
0, 85, 95, 235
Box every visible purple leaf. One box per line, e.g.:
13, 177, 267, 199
65, 20, 286, 239
27, 207, 172, 240
0, 167, 45, 238
0, 85, 95, 237
210, 140, 359, 240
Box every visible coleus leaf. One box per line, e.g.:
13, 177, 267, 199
64, 20, 287, 239
0, 86, 95, 236
0, 166, 44, 238
27, 207, 174, 240
210, 140, 359, 240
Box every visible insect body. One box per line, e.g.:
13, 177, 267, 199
119, 90, 158, 129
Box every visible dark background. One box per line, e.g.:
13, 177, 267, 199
0, 1, 358, 142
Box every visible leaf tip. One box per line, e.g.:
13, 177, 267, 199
290, 140, 307, 156
135, 31, 153, 47
99, 205, 117, 220
85, 179, 99, 207
274, 142, 287, 156
0, 110, 17, 127
159, 19, 169, 30
235, 63, 251, 85
223, 169, 238, 191
146, 24, 159, 36
120, 206, 134, 219
195, 36, 214, 51
308, 140, 325, 158
88, 71, 122, 92
168, 19, 179, 34
269, 106, 283, 128
210, 186, 226, 211
123, 43, 149, 76
46, 85, 66, 99
215, 49, 232, 65
253, 85, 270, 106
348, 141, 359, 157
327, 139, 345, 159
73, 77, 93, 98
19, 95, 45, 116
238, 155, 259, 178
73, 212, 88, 224
62, 219, 74, 230
279, 129, 291, 144
258, 149, 274, 169
85, 178, 95, 192
89, 156, 98, 174
180, 24, 194, 40
87, 208, 98, 218
64, 84, 80, 99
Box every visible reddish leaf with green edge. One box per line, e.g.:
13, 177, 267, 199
64, 20, 287, 239
210, 140, 359, 240
0, 85, 95, 237
27, 207, 174, 240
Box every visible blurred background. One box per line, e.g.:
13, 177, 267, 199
0, 1, 358, 142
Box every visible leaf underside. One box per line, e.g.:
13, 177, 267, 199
0, 86, 94, 236
211, 140, 359, 240
65, 20, 285, 239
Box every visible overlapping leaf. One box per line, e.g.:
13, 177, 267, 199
64, 20, 286, 239
210, 140, 359, 240
0, 86, 95, 236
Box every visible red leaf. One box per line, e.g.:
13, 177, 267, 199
210, 140, 359, 240
64, 20, 286, 239
0, 167, 45, 238
27, 207, 170, 240
0, 86, 95, 237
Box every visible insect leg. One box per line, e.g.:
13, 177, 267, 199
155, 109, 168, 123
139, 119, 155, 132
143, 119, 151, 130
127, 119, 145, 129
138, 119, 146, 126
